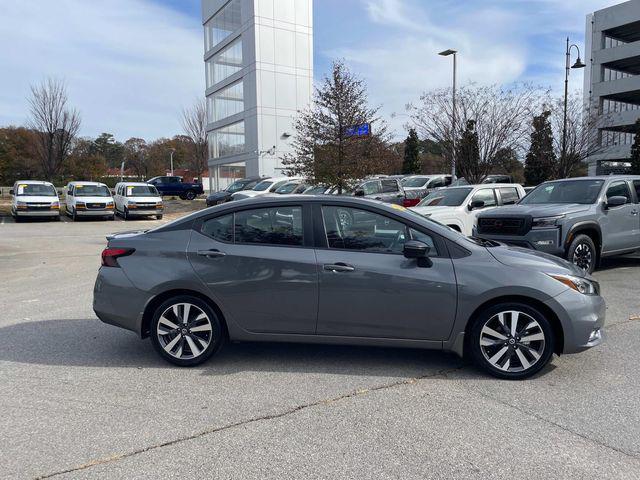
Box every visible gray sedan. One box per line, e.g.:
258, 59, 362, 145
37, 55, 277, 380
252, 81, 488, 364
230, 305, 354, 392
93, 196, 605, 379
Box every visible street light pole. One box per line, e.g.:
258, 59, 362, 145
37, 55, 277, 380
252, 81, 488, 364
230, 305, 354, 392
562, 37, 586, 170
439, 49, 458, 179
169, 149, 175, 176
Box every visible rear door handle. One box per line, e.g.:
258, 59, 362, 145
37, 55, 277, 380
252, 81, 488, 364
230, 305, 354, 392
323, 263, 355, 272
197, 249, 226, 258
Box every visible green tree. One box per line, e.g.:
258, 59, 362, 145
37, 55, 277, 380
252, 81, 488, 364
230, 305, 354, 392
524, 110, 556, 186
456, 119, 483, 183
402, 128, 421, 174
491, 147, 524, 184
283, 60, 396, 192
0, 127, 40, 183
93, 133, 124, 169
630, 119, 640, 175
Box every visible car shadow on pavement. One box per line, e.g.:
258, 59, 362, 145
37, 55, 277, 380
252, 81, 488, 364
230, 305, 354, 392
0, 318, 480, 378
597, 253, 640, 272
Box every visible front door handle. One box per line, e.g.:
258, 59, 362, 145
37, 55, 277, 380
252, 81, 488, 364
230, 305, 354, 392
631, 210, 638, 216
197, 249, 226, 258
323, 263, 355, 273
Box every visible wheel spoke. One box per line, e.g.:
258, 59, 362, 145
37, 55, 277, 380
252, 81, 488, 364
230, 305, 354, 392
159, 316, 179, 331
510, 311, 519, 337
488, 346, 509, 366
481, 326, 507, 341
185, 335, 201, 356
520, 333, 544, 343
190, 323, 212, 333
163, 334, 181, 353
182, 304, 191, 325
480, 337, 503, 347
515, 348, 531, 369
519, 343, 541, 360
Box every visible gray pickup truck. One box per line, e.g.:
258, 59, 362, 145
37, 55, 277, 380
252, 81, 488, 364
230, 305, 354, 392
474, 175, 640, 273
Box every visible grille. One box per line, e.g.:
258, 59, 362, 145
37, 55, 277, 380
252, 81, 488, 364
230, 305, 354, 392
87, 203, 106, 209
477, 217, 527, 235
27, 203, 51, 211
135, 203, 157, 210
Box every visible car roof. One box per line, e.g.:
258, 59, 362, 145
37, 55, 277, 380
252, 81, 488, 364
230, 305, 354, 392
14, 180, 53, 185
115, 182, 154, 186
546, 175, 640, 182
68, 181, 107, 186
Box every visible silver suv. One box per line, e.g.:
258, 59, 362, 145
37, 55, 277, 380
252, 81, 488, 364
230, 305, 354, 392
475, 176, 640, 273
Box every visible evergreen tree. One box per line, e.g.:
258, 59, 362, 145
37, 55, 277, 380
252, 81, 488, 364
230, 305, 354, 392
456, 120, 482, 183
524, 110, 556, 186
630, 119, 640, 175
402, 128, 421, 174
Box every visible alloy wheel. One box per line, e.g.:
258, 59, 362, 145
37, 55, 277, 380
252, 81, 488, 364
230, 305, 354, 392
572, 243, 593, 272
479, 310, 545, 373
156, 303, 213, 360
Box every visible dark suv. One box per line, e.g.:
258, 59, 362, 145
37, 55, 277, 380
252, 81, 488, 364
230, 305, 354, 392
474, 176, 640, 273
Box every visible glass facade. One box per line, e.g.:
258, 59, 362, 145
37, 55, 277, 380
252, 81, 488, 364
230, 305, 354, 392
207, 80, 244, 123
205, 0, 241, 51
206, 38, 243, 88
209, 121, 245, 158
600, 129, 635, 147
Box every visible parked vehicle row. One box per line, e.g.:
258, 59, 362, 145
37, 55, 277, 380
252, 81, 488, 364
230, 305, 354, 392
147, 176, 204, 200
94, 195, 605, 380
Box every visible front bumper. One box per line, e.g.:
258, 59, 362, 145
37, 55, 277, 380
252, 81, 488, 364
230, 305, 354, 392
14, 209, 59, 217
474, 227, 565, 256
76, 209, 115, 217
545, 288, 606, 354
126, 208, 163, 217
93, 267, 149, 336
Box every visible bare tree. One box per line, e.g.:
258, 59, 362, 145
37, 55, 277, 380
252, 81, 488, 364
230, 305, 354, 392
284, 61, 397, 191
27, 78, 81, 181
181, 99, 208, 182
407, 83, 547, 183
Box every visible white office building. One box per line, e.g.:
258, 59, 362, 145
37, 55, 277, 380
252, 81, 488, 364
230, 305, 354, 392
202, 0, 313, 190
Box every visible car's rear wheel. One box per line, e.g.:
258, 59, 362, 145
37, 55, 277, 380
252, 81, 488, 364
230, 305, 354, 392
567, 234, 597, 274
185, 190, 196, 200
468, 303, 555, 380
150, 295, 224, 366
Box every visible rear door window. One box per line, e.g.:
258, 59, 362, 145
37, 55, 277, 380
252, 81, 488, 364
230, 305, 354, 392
235, 206, 303, 246
633, 180, 640, 203
362, 181, 381, 195
470, 189, 497, 208
381, 180, 399, 193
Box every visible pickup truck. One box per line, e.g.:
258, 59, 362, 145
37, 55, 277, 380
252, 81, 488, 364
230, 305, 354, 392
147, 176, 204, 200
474, 175, 640, 273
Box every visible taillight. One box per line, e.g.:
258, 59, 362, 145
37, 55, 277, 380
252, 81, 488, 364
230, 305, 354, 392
101, 247, 135, 267
403, 198, 420, 207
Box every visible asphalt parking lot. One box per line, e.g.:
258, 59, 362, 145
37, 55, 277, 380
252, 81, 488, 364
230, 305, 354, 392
1, 215, 640, 479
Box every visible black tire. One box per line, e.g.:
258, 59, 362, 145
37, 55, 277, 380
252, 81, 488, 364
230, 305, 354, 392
13, 214, 22, 223
468, 302, 555, 380
52, 216, 60, 221
123, 207, 129, 221
184, 190, 196, 201
566, 234, 597, 274
156, 214, 163, 220
150, 295, 224, 367
72, 208, 78, 221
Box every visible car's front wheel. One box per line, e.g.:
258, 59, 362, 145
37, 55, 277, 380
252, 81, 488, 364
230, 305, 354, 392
567, 234, 597, 274
468, 303, 555, 380
150, 295, 224, 366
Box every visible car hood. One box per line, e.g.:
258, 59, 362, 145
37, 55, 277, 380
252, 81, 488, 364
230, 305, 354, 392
487, 242, 587, 277
410, 205, 454, 217
232, 190, 268, 199
478, 203, 590, 218
15, 195, 59, 203
127, 196, 161, 203
75, 196, 113, 203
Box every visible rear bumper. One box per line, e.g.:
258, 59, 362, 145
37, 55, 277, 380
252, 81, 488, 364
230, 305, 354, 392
474, 227, 565, 256
545, 288, 606, 354
93, 267, 149, 336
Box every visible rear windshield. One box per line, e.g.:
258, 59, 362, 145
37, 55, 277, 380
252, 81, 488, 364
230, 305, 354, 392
226, 180, 249, 193
519, 180, 604, 205
75, 185, 111, 197
402, 177, 431, 188
253, 180, 273, 191
275, 182, 300, 194
16, 184, 57, 196
126, 185, 159, 197
418, 187, 472, 207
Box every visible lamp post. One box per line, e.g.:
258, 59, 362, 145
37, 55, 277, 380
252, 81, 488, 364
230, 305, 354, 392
439, 49, 457, 179
169, 148, 176, 176
561, 37, 586, 169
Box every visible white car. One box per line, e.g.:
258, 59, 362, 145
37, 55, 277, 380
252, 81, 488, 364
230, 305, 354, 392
401, 174, 453, 193
410, 183, 526, 236
10, 180, 61, 222
114, 182, 164, 220
65, 181, 115, 221
231, 177, 300, 200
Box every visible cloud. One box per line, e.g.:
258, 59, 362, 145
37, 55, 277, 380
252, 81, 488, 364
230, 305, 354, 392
0, 0, 204, 140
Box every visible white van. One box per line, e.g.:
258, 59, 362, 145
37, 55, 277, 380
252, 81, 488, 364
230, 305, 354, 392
65, 181, 115, 221
10, 180, 61, 222
114, 182, 163, 220
230, 177, 300, 200
410, 183, 526, 236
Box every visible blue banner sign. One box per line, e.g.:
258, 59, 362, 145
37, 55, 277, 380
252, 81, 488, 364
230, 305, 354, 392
345, 123, 370, 137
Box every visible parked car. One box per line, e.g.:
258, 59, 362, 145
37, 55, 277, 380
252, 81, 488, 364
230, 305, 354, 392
474, 176, 640, 274
274, 180, 310, 194
10, 180, 61, 222
65, 181, 115, 221
230, 177, 298, 200
114, 182, 163, 220
94, 196, 605, 379
353, 178, 406, 205
302, 184, 333, 195
451, 174, 513, 187
205, 177, 263, 206
147, 176, 204, 200
401, 175, 453, 197
411, 183, 526, 236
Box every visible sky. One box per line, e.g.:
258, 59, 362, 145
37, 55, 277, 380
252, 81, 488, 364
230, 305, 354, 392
0, 0, 624, 141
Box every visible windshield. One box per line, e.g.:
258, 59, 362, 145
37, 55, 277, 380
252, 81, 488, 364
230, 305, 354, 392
16, 184, 57, 196
253, 180, 273, 191
304, 185, 328, 194
418, 187, 472, 207
75, 185, 111, 197
402, 177, 431, 188
126, 185, 159, 197
520, 180, 604, 205
275, 182, 300, 194
226, 180, 248, 193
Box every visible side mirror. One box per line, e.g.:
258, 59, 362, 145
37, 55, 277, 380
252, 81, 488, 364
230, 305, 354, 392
354, 189, 365, 197
403, 240, 433, 267
9, 189, 14, 195
468, 200, 485, 211
606, 195, 627, 208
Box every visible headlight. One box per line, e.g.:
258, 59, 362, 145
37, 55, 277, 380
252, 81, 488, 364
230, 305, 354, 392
16, 201, 27, 209
548, 273, 598, 295
51, 201, 60, 209
532, 215, 564, 229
